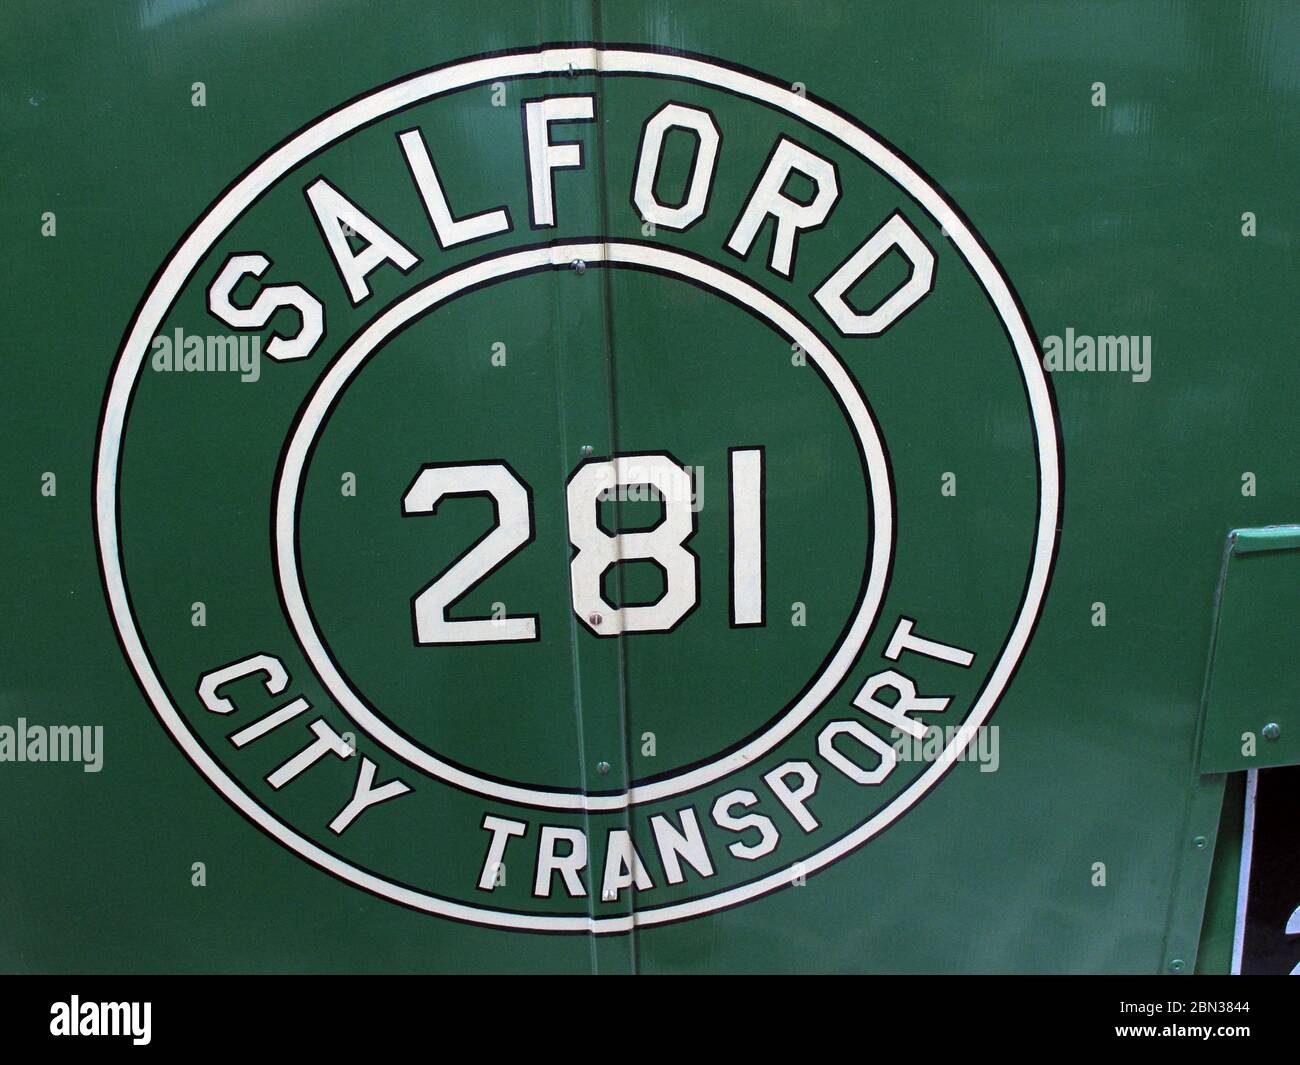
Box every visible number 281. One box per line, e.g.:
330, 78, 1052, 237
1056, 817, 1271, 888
402, 450, 765, 643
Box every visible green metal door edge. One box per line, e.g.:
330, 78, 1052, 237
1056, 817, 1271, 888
1195, 770, 1245, 973
1168, 525, 1300, 973
1198, 526, 1300, 774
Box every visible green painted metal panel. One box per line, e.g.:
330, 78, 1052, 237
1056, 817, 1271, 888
1, 0, 1297, 974
1199, 530, 1300, 774
1195, 770, 1245, 975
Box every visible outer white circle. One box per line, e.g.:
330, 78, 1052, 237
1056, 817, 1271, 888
97, 46, 1060, 933
274, 241, 893, 812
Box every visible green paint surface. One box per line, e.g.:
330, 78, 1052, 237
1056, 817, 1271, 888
2, 0, 1297, 973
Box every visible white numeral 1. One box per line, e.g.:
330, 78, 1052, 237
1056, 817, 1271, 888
729, 447, 765, 626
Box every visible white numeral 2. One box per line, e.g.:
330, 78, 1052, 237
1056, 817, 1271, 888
403, 462, 538, 644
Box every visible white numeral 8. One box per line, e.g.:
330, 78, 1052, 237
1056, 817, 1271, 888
566, 454, 698, 636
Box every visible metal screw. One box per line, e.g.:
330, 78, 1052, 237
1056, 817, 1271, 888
1168, 958, 1185, 973
596, 760, 611, 775
570, 258, 586, 275
1192, 836, 1207, 850
588, 611, 603, 627
580, 444, 594, 457
1262, 722, 1281, 741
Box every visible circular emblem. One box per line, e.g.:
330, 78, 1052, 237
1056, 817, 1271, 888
97, 46, 1059, 932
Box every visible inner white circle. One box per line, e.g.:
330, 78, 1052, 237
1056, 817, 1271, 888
96, 46, 1061, 933
274, 242, 893, 812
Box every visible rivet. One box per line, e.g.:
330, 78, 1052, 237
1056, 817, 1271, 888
565, 62, 578, 78
570, 258, 587, 275
1192, 836, 1207, 850
1168, 958, 1185, 973
596, 760, 611, 775
1262, 722, 1281, 741
588, 612, 603, 627
580, 444, 594, 457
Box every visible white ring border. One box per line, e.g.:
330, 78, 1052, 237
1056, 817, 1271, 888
96, 46, 1060, 933
275, 242, 893, 812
